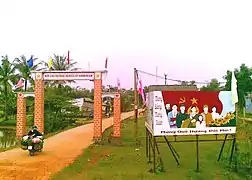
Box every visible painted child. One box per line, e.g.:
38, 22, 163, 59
196, 115, 206, 129
201, 105, 213, 127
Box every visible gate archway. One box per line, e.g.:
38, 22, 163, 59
16, 70, 107, 142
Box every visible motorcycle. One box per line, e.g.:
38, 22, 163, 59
21, 135, 44, 156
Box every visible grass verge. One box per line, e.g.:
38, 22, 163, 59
52, 117, 245, 180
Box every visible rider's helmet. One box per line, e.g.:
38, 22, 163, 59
32, 125, 38, 130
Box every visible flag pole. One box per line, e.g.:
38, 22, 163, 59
231, 71, 239, 122
134, 68, 139, 145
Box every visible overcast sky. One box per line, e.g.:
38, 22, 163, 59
0, 0, 252, 89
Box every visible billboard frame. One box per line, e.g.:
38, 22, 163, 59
145, 128, 237, 173
144, 89, 238, 173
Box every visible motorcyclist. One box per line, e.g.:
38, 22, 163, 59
27, 125, 43, 138
105, 101, 110, 117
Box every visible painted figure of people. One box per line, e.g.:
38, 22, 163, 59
188, 106, 199, 127
168, 105, 178, 128
196, 115, 206, 128
176, 105, 189, 128
211, 106, 220, 120
165, 104, 171, 115
201, 105, 213, 127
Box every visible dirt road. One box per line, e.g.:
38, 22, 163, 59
0, 111, 134, 180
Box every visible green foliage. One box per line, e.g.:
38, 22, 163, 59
13, 55, 42, 91
44, 86, 81, 133
223, 64, 252, 110
121, 89, 134, 112
71, 88, 93, 99
198, 63, 252, 111
101, 87, 134, 112
45, 54, 77, 71
201, 78, 223, 91
221, 121, 252, 178
43, 54, 78, 87
180, 80, 196, 85
0, 56, 18, 121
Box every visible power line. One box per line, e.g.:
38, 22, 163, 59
137, 69, 165, 80
136, 69, 226, 85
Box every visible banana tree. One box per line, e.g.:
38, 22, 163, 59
0, 56, 18, 121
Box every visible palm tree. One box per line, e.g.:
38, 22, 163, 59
45, 54, 77, 71
0, 56, 18, 121
44, 54, 78, 87
13, 55, 42, 91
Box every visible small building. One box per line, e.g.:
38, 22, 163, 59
81, 98, 107, 112
71, 98, 84, 110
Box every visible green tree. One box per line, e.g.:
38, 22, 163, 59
189, 80, 196, 85
14, 55, 42, 91
223, 64, 252, 109
44, 86, 80, 133
121, 89, 134, 112
72, 88, 93, 99
200, 78, 222, 91
44, 54, 78, 87
0, 56, 18, 121
180, 81, 188, 85
180, 80, 196, 85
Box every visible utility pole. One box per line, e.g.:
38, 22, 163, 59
134, 68, 139, 144
164, 74, 167, 85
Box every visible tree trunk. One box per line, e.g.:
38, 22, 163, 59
4, 82, 8, 121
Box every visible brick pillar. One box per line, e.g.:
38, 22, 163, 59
93, 72, 102, 142
113, 93, 121, 137
34, 73, 44, 133
16, 93, 26, 138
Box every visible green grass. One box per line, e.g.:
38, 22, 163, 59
238, 112, 252, 119
52, 118, 245, 180
244, 113, 252, 119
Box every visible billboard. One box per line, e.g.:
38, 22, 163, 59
145, 91, 236, 136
